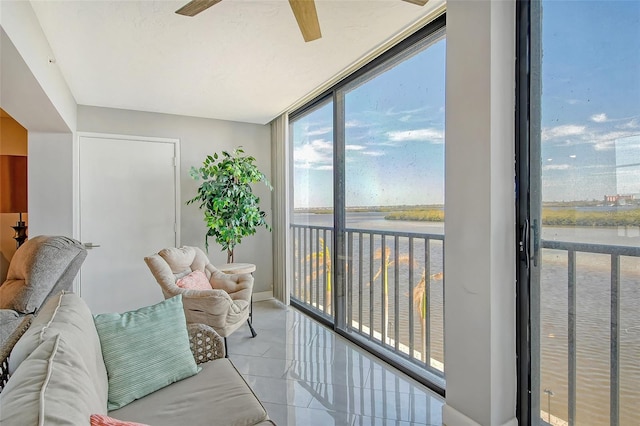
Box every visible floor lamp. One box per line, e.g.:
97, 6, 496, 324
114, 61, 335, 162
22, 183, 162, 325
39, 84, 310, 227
0, 155, 28, 248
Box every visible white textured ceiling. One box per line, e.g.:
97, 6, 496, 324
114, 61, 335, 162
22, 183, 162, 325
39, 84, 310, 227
29, 0, 444, 124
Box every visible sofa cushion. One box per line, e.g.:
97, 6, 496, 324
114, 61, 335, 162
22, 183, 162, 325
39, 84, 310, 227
0, 310, 26, 346
109, 358, 269, 426
8, 292, 109, 406
93, 295, 199, 410
0, 313, 33, 392
0, 334, 107, 425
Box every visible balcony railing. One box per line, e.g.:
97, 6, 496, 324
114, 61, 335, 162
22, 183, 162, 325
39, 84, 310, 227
539, 240, 640, 426
291, 223, 639, 425
291, 224, 445, 380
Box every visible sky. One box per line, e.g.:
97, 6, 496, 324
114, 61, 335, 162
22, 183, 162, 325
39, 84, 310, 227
292, 1, 640, 208
540, 1, 640, 202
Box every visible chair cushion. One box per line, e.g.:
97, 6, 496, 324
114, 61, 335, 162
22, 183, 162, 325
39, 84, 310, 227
176, 270, 211, 291
0, 334, 107, 425
93, 295, 199, 410
157, 247, 196, 274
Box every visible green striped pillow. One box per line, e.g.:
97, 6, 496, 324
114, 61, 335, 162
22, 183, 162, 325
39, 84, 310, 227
93, 295, 199, 410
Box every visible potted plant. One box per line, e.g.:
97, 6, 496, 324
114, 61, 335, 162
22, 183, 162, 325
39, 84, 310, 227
187, 148, 272, 263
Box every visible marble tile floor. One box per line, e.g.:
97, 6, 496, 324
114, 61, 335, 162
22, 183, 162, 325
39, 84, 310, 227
225, 299, 444, 426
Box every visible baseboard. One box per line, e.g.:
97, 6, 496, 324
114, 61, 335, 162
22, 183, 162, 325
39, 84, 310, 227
501, 417, 518, 426
443, 404, 518, 426
252, 290, 273, 302
443, 405, 482, 426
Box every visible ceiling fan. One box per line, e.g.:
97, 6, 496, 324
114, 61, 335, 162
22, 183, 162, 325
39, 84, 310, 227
175, 0, 430, 42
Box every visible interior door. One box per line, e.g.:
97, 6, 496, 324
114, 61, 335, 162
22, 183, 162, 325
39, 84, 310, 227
79, 134, 178, 314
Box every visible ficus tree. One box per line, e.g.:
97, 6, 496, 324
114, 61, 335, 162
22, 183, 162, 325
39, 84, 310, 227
187, 148, 272, 263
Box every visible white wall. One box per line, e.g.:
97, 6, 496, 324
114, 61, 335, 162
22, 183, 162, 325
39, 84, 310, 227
443, 1, 517, 426
0, 1, 76, 132
28, 132, 75, 238
77, 106, 274, 294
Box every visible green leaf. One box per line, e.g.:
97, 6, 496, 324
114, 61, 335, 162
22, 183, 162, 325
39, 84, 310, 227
186, 147, 273, 254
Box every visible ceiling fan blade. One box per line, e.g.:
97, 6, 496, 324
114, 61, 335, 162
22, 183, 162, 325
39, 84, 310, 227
288, 0, 322, 42
175, 0, 222, 17
402, 0, 430, 5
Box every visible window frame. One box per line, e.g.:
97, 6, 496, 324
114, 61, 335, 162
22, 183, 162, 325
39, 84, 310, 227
288, 13, 447, 397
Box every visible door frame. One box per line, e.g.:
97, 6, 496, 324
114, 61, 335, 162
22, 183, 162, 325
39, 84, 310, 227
515, 1, 541, 424
72, 132, 181, 294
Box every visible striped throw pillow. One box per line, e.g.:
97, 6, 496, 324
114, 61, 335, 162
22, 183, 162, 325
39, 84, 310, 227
90, 414, 148, 426
93, 295, 199, 410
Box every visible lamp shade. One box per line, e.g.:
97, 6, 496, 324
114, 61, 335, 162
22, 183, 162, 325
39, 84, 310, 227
0, 155, 28, 214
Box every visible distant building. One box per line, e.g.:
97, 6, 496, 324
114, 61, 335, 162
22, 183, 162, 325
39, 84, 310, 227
604, 194, 635, 205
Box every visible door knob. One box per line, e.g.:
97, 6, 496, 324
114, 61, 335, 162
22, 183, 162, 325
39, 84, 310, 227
84, 242, 101, 249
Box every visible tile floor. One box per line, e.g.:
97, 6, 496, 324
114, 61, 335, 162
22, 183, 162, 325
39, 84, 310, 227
225, 299, 444, 426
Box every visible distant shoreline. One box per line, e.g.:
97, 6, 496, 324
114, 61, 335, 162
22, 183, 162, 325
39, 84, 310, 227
294, 205, 640, 227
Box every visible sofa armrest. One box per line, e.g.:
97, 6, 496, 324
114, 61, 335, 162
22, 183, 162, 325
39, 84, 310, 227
187, 323, 226, 363
0, 314, 33, 393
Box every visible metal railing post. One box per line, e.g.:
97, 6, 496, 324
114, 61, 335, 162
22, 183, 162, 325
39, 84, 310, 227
568, 249, 576, 426
610, 254, 620, 426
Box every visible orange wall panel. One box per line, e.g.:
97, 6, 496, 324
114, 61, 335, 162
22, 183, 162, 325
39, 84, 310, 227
0, 108, 28, 281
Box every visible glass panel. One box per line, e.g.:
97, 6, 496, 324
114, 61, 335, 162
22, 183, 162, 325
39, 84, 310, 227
290, 100, 335, 320
534, 2, 640, 424
342, 33, 446, 379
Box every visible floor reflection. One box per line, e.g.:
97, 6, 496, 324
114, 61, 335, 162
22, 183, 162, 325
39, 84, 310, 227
226, 300, 444, 426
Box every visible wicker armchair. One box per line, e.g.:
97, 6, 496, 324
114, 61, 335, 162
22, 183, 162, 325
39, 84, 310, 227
144, 246, 256, 354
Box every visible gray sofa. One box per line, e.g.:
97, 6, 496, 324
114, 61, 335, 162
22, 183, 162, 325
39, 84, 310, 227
0, 235, 87, 344
0, 292, 274, 425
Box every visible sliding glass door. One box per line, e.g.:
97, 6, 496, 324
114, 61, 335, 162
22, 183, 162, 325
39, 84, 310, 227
290, 99, 335, 320
520, 1, 640, 424
341, 34, 446, 385
289, 15, 447, 391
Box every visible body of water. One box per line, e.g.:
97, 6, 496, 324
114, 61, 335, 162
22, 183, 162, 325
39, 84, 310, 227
292, 212, 640, 425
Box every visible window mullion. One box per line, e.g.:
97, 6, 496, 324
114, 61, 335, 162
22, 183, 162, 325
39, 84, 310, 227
333, 89, 346, 331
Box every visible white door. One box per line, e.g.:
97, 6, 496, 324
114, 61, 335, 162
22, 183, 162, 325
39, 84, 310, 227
78, 135, 178, 314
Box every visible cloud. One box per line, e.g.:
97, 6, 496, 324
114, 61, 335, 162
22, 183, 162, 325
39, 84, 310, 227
345, 120, 367, 129
542, 124, 587, 141
384, 106, 428, 117
593, 131, 640, 150
346, 144, 365, 151
361, 151, 385, 157
543, 164, 572, 171
305, 127, 332, 137
619, 118, 639, 130
590, 113, 608, 123
594, 141, 614, 151
387, 128, 444, 143
293, 139, 333, 170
